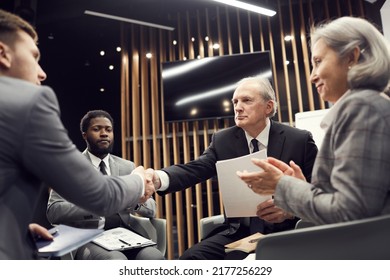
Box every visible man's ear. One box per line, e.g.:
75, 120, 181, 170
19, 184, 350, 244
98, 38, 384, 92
0, 42, 12, 69
82, 132, 87, 140
266, 100, 274, 115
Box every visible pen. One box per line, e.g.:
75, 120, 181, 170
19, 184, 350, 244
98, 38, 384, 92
49, 229, 59, 236
118, 239, 131, 246
249, 237, 261, 243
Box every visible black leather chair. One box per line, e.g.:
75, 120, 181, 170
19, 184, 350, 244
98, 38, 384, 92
256, 214, 390, 260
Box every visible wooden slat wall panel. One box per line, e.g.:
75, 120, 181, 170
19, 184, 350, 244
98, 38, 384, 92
172, 122, 185, 257
248, 12, 254, 53
267, 17, 282, 122
182, 122, 194, 249
150, 28, 163, 219
278, 0, 294, 125
140, 27, 151, 169
226, 7, 233, 54
236, 9, 243, 54
193, 122, 203, 241
130, 25, 141, 163
119, 0, 367, 259
299, 0, 315, 111
173, 12, 186, 258
120, 23, 130, 159
288, 0, 304, 113
160, 27, 175, 260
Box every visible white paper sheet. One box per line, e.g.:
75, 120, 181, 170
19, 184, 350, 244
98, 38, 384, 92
216, 150, 272, 217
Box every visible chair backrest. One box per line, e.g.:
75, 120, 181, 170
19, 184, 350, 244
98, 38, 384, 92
128, 214, 167, 256
256, 214, 390, 260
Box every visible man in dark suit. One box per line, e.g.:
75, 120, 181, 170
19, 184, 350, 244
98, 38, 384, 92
154, 76, 318, 259
0, 9, 155, 259
47, 110, 164, 260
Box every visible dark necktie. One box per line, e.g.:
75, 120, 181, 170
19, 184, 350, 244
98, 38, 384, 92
251, 138, 259, 153
98, 160, 122, 229
99, 160, 108, 175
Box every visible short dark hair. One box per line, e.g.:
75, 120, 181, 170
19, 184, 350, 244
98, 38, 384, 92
80, 110, 114, 133
0, 9, 37, 44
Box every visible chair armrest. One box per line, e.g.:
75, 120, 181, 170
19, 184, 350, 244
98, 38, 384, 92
150, 218, 167, 255
199, 214, 224, 240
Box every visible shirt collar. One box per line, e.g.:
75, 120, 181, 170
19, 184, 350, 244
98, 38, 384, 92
87, 151, 110, 171
244, 117, 270, 149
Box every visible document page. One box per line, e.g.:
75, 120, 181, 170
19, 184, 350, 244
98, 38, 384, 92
216, 150, 272, 217
92, 227, 156, 251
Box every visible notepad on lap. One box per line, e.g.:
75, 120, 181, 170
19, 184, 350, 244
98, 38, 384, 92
225, 232, 265, 253
92, 227, 156, 251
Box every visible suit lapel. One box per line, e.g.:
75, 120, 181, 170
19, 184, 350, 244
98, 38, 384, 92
83, 149, 120, 176
109, 156, 120, 176
82, 149, 91, 161
233, 127, 251, 156
267, 121, 285, 159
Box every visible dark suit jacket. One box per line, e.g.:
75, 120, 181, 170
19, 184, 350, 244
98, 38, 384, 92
160, 120, 318, 234
0, 77, 143, 259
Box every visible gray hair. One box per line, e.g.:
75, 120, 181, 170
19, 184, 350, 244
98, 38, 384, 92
310, 16, 390, 91
236, 75, 277, 117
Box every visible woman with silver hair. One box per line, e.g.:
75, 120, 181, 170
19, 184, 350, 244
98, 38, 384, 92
238, 16, 390, 225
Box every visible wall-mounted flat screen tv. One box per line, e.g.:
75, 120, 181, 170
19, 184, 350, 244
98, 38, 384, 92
161, 51, 273, 122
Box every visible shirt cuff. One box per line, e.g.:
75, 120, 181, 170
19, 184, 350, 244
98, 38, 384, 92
156, 170, 169, 192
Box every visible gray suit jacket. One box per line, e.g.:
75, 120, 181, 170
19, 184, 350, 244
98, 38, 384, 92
160, 120, 318, 234
0, 76, 143, 259
47, 150, 156, 229
275, 89, 390, 225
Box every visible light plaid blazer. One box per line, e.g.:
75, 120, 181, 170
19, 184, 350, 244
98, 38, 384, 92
275, 89, 390, 225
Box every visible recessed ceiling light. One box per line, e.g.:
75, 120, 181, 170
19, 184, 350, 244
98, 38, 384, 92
84, 10, 175, 31
210, 0, 276, 17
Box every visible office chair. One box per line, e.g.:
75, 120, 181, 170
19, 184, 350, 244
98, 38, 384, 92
128, 214, 167, 255
256, 214, 390, 260
199, 214, 225, 239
